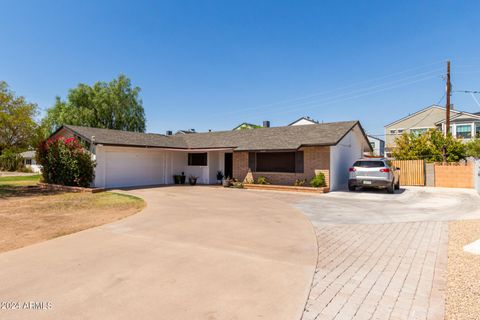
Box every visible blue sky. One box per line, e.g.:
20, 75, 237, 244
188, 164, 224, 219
2, 1, 480, 138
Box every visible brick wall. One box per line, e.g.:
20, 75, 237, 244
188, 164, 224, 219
434, 163, 474, 188
232, 146, 330, 187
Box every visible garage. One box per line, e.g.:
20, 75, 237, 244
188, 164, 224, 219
95, 146, 166, 188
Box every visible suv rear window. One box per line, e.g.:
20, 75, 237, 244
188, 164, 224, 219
353, 161, 385, 168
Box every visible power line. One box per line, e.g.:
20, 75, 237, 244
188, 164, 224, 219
454, 90, 480, 94
216, 62, 445, 118
215, 71, 442, 121
254, 73, 441, 118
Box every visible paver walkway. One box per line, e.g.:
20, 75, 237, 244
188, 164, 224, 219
287, 186, 480, 320
302, 222, 448, 320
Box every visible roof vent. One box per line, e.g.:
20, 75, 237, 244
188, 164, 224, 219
263, 121, 270, 128
166, 130, 173, 136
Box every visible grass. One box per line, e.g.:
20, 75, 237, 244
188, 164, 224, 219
0, 174, 145, 253
0, 174, 41, 197
0, 174, 41, 183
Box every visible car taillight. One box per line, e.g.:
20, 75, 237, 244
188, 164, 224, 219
380, 168, 390, 172
349, 167, 356, 172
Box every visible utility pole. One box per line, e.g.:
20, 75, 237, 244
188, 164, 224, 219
443, 60, 451, 164
445, 60, 451, 136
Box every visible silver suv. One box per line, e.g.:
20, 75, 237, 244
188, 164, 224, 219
348, 158, 400, 193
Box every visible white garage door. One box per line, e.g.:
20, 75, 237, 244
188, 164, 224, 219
104, 149, 166, 188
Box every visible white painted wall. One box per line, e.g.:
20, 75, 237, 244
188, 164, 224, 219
290, 118, 317, 126
208, 151, 224, 183
26, 164, 42, 173
330, 125, 366, 191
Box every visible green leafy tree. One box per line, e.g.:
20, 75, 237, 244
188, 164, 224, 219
42, 75, 146, 134
0, 81, 39, 153
392, 129, 466, 162
465, 138, 480, 158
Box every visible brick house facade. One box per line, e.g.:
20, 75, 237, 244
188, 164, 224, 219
232, 146, 331, 187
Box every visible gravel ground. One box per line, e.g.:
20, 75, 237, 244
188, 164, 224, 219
446, 219, 480, 320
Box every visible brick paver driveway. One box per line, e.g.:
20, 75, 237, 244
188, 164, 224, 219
292, 187, 480, 320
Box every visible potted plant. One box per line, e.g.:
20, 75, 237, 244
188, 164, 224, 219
216, 170, 224, 184
189, 175, 198, 185
180, 172, 186, 184
173, 175, 181, 184
222, 176, 232, 187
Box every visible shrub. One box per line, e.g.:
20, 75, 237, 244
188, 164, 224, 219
37, 137, 95, 187
0, 150, 23, 171
294, 178, 307, 186
310, 172, 326, 188
256, 176, 269, 185
231, 181, 244, 188
466, 138, 480, 158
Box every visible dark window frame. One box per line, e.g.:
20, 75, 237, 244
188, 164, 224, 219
188, 153, 208, 166
248, 151, 304, 173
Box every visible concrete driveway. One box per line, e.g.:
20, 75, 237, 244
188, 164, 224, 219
291, 187, 480, 320
0, 186, 317, 320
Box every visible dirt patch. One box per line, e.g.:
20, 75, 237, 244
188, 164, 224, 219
0, 192, 145, 253
446, 219, 480, 319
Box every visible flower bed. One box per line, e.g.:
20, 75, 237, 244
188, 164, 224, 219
38, 182, 105, 193
243, 183, 329, 193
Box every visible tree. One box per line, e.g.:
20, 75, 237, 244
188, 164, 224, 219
42, 75, 146, 134
392, 129, 466, 162
0, 81, 39, 154
465, 138, 480, 158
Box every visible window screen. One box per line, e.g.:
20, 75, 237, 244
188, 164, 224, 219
456, 125, 472, 139
256, 152, 296, 173
188, 153, 207, 166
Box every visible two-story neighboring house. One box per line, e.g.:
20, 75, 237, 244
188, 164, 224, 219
385, 104, 480, 156
435, 111, 480, 139
367, 135, 385, 156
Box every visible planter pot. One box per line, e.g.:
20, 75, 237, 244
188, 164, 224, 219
189, 178, 197, 186
180, 175, 186, 184
222, 179, 232, 187
173, 175, 181, 184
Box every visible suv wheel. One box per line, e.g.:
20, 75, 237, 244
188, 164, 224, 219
387, 182, 395, 194
348, 185, 356, 192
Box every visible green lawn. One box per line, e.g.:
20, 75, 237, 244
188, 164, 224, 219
0, 174, 41, 197
0, 174, 41, 185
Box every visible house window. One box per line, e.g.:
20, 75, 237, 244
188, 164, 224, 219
188, 153, 207, 166
456, 125, 472, 139
389, 129, 396, 134
475, 123, 480, 138
397, 129, 404, 134
370, 142, 376, 149
249, 151, 303, 173
25, 159, 32, 165
410, 128, 428, 136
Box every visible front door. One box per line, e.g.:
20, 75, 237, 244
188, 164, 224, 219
224, 153, 233, 179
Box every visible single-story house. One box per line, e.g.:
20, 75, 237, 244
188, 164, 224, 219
49, 120, 372, 190
20, 150, 42, 173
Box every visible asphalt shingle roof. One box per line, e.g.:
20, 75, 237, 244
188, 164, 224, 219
60, 120, 362, 151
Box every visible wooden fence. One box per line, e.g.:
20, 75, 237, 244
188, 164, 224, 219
391, 160, 425, 186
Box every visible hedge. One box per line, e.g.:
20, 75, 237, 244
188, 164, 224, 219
37, 137, 95, 187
